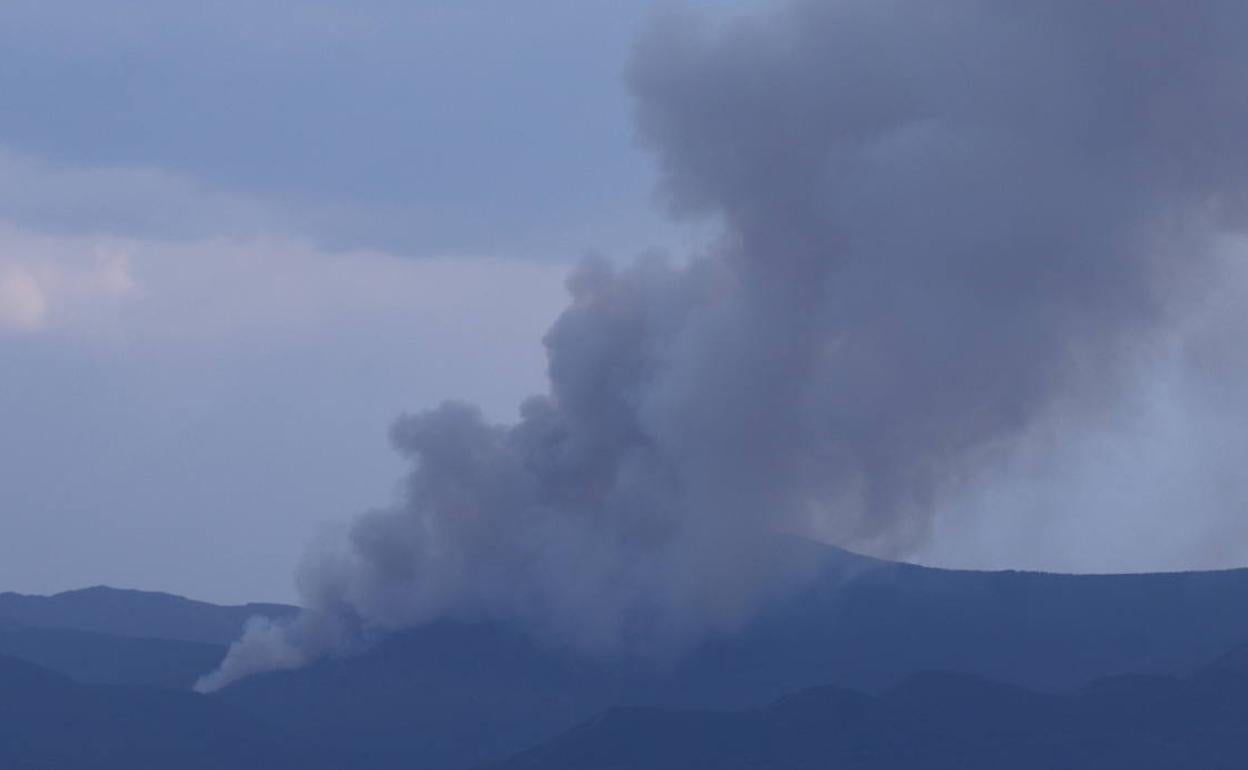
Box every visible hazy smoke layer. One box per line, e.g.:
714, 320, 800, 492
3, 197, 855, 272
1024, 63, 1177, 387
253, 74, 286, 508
198, 0, 1248, 692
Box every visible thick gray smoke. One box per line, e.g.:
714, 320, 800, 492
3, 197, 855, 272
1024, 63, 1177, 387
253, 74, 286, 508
198, 0, 1248, 692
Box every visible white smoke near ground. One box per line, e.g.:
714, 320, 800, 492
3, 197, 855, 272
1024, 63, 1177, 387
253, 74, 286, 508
197, 0, 1248, 692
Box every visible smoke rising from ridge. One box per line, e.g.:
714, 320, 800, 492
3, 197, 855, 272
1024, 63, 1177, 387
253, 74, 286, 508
198, 0, 1248, 692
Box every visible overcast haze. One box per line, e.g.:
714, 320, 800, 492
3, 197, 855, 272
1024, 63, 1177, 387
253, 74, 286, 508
0, 0, 753, 603
5, 0, 1248, 613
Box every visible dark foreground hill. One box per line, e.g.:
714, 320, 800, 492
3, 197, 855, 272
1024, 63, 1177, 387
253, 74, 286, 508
7, 641, 1247, 770
6, 548, 1248, 768
0, 624, 226, 688
491, 666, 1248, 770
0, 654, 348, 770
218, 546, 1248, 769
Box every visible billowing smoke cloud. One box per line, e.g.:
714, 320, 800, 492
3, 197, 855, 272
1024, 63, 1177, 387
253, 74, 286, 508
197, 0, 1248, 691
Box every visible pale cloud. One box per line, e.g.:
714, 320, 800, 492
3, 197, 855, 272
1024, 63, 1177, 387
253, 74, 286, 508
0, 221, 568, 603
0, 265, 44, 330
0, 221, 565, 342
0, 231, 136, 333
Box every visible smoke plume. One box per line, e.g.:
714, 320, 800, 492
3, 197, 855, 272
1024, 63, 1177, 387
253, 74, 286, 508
198, 0, 1248, 692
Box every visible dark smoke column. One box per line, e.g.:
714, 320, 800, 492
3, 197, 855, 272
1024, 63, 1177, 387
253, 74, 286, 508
198, 0, 1248, 692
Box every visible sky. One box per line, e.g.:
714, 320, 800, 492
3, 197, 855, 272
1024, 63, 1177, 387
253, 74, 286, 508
5, 0, 1248, 609
0, 0, 754, 603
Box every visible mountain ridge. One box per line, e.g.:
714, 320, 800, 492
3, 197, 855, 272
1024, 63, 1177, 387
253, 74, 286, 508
212, 542, 1248, 769
0, 584, 298, 645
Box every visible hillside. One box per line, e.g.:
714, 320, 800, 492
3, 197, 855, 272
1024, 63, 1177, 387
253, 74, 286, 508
217, 545, 1248, 769
0, 654, 349, 769
490, 667, 1248, 770
0, 586, 294, 688
3, 551, 1248, 768
0, 624, 225, 688
0, 585, 297, 645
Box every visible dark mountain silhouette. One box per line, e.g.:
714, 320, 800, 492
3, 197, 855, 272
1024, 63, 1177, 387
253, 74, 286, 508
6, 641, 1248, 770
0, 585, 296, 645
5, 548, 1248, 768
0, 654, 349, 770
217, 545, 1248, 769
0, 623, 225, 688
0, 586, 295, 689
490, 668, 1248, 770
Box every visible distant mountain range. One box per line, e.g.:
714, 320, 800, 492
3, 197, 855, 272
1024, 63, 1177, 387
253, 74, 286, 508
0, 585, 297, 645
4, 547, 1248, 768
0, 586, 296, 689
